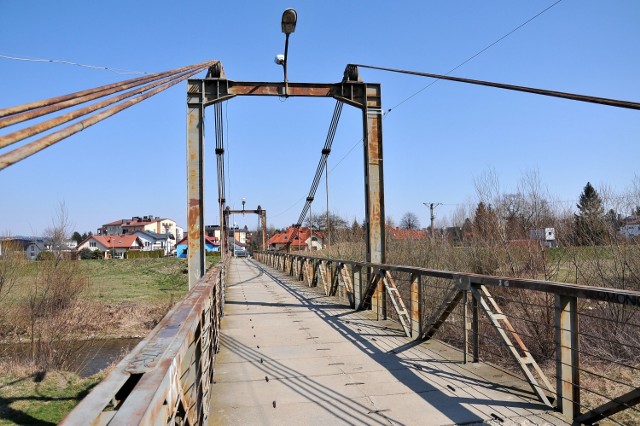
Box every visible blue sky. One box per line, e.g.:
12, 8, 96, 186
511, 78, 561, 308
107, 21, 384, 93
1, 1, 638, 235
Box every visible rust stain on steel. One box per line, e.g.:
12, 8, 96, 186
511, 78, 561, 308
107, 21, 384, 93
188, 201, 201, 237
0, 62, 214, 171
227, 81, 335, 97
62, 267, 222, 425
0, 60, 216, 123
0, 70, 198, 149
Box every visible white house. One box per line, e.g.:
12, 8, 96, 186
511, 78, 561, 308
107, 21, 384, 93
528, 227, 556, 248
619, 220, 640, 239
135, 231, 173, 255
77, 234, 143, 259
0, 236, 75, 260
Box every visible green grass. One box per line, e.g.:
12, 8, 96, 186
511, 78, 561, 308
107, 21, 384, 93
9, 255, 221, 304
79, 257, 190, 303
0, 371, 104, 425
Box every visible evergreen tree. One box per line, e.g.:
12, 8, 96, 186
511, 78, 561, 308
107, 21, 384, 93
473, 202, 497, 241
71, 231, 83, 244
574, 182, 605, 245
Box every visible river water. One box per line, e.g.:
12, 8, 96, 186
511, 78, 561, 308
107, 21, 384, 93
0, 338, 142, 377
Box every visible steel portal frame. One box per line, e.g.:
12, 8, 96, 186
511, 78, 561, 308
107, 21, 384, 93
186, 63, 386, 293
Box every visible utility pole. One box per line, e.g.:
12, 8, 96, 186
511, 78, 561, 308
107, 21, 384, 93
423, 202, 442, 239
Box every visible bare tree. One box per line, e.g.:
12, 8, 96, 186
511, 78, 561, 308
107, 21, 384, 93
43, 201, 73, 261
400, 212, 421, 230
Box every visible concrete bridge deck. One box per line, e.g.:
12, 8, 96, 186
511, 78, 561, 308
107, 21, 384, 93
209, 258, 568, 426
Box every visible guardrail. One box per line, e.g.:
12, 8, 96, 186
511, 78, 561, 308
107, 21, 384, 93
62, 262, 226, 425
255, 251, 640, 425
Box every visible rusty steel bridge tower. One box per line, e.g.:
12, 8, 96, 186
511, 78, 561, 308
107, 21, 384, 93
185, 62, 386, 290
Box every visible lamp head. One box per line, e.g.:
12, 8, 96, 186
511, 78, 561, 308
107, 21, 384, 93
274, 54, 285, 65
281, 8, 297, 35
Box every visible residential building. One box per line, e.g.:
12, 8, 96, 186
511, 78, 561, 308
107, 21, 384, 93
267, 227, 323, 252
136, 231, 173, 255
386, 226, 428, 240
0, 236, 77, 260
528, 227, 557, 248
619, 217, 640, 238
175, 236, 220, 258
99, 215, 180, 240
77, 234, 143, 259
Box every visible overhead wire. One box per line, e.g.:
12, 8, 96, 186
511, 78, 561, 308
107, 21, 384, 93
326, 0, 567, 176
385, 0, 565, 114
0, 52, 147, 75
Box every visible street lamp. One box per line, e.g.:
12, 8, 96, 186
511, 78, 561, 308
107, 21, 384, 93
242, 197, 246, 215
275, 8, 297, 96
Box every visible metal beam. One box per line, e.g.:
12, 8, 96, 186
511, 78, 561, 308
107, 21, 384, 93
186, 100, 206, 288
189, 80, 368, 109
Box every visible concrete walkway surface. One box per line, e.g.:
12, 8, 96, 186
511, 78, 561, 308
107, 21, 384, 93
208, 258, 568, 426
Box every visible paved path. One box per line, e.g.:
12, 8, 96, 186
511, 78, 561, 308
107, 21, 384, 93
209, 258, 567, 426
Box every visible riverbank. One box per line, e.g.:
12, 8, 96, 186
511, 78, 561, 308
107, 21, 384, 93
0, 256, 219, 424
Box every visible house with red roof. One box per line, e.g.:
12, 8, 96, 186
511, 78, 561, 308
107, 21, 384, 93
267, 227, 323, 252
76, 234, 143, 259
386, 226, 428, 240
98, 215, 183, 242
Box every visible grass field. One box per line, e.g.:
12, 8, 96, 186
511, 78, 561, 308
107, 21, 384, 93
0, 371, 104, 425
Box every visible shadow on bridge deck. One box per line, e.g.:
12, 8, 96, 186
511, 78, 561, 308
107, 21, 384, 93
209, 258, 568, 426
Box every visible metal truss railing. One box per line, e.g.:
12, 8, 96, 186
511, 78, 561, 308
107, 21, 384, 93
255, 251, 640, 425
61, 261, 227, 425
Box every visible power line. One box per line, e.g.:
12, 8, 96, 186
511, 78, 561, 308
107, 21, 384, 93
385, 0, 564, 114
0, 52, 147, 75
328, 2, 566, 175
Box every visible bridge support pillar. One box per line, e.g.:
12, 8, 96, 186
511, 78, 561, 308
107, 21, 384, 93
362, 83, 386, 316
186, 101, 206, 288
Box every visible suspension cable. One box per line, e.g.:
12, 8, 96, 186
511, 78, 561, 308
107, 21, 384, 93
0, 61, 212, 119
289, 101, 343, 242
0, 65, 199, 130
0, 61, 216, 170
215, 102, 226, 208
351, 64, 640, 111
0, 68, 199, 149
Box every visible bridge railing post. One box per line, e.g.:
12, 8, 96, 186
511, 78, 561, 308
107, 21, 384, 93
555, 294, 580, 420
410, 273, 421, 337
353, 265, 362, 308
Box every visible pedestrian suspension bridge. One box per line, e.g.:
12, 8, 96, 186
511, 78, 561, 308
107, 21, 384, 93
2, 44, 640, 425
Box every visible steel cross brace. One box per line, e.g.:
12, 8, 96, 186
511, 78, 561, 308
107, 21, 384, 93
420, 277, 554, 407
